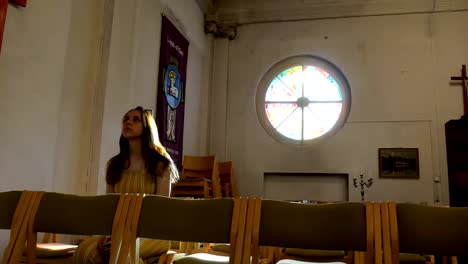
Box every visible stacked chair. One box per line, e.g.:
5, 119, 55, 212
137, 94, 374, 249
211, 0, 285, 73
217, 161, 237, 198
172, 156, 222, 198
171, 156, 238, 198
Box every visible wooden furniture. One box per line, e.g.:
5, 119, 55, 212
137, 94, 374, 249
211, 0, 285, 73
445, 119, 468, 207
0, 191, 145, 264
137, 195, 249, 264
380, 202, 468, 264
218, 161, 238, 197
172, 155, 222, 198
0, 190, 32, 264
246, 200, 375, 264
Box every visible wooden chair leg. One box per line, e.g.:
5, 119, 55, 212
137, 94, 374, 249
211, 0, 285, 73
157, 253, 168, 264
451, 256, 458, 264
373, 202, 383, 264
203, 181, 210, 198
233, 198, 248, 264
443, 256, 451, 264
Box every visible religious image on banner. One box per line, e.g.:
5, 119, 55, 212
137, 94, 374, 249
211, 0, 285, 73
165, 64, 181, 105
166, 105, 176, 142
164, 61, 180, 144
156, 15, 189, 170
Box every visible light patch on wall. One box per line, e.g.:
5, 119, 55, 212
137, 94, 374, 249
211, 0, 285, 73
263, 172, 349, 202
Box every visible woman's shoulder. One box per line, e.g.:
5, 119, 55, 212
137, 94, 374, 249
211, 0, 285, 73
152, 156, 179, 182
148, 147, 169, 160
107, 154, 127, 167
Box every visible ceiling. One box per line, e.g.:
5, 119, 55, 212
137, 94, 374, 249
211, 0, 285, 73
208, 0, 468, 24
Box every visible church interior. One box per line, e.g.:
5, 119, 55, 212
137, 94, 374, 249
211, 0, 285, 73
0, 0, 468, 263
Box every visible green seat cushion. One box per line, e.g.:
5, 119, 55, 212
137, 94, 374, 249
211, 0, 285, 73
175, 253, 229, 264
24, 243, 77, 258
283, 248, 346, 259
211, 244, 230, 254
399, 253, 428, 263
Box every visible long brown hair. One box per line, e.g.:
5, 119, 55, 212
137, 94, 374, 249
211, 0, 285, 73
106, 106, 179, 186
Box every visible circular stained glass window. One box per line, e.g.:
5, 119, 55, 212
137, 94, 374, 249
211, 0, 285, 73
256, 56, 351, 145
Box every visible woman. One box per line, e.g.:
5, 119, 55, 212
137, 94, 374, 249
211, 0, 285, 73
73, 106, 179, 264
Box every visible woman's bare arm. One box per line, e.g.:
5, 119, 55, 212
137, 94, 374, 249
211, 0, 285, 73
156, 166, 172, 196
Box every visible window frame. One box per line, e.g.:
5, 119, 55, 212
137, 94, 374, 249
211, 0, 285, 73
255, 55, 351, 145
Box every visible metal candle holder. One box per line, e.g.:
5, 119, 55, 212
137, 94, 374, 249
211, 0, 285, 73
353, 174, 373, 202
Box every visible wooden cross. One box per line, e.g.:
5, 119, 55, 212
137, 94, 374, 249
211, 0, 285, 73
451, 64, 468, 119
0, 0, 26, 53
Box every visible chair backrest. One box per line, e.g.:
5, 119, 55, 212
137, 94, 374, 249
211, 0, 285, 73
34, 192, 120, 236
0, 191, 22, 229
250, 200, 374, 264
137, 195, 234, 243
181, 155, 218, 181
5, 192, 141, 264
137, 195, 249, 264
217, 161, 238, 197
383, 202, 468, 260
217, 161, 233, 183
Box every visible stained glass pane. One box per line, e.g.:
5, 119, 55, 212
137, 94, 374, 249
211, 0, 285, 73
265, 103, 298, 128
276, 108, 302, 140
265, 77, 299, 102
303, 103, 342, 140
303, 66, 342, 101
277, 66, 303, 98
261, 60, 348, 143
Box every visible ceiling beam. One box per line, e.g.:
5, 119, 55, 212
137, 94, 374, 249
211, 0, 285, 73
212, 0, 468, 25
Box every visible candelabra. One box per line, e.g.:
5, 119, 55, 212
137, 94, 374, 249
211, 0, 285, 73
353, 174, 373, 202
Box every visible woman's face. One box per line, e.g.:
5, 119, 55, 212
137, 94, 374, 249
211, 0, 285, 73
122, 110, 144, 139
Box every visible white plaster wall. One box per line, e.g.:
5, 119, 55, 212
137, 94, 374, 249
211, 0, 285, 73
0, 0, 106, 194
0, 0, 72, 192
264, 174, 349, 202
212, 11, 468, 204
53, 0, 107, 195
0, 0, 106, 256
95, 0, 140, 195
210, 39, 230, 160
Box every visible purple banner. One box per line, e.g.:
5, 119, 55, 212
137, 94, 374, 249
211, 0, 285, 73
156, 15, 189, 170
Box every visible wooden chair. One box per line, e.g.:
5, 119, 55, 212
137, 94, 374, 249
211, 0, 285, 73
136, 195, 250, 264
0, 191, 22, 229
218, 161, 238, 197
186, 198, 258, 260
271, 200, 355, 263
247, 200, 376, 264
172, 155, 222, 198
1, 191, 144, 264
0, 190, 55, 264
380, 202, 468, 264
0, 191, 23, 258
